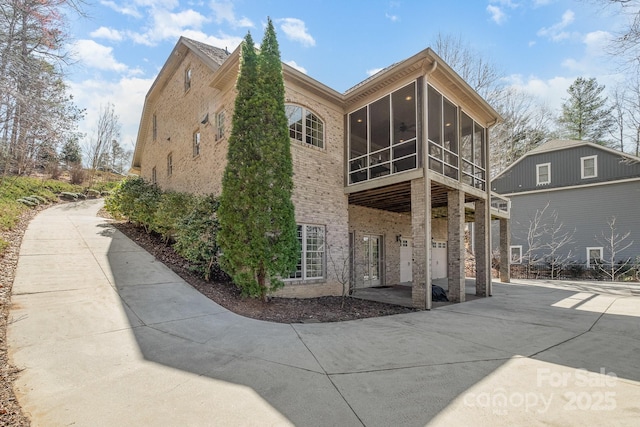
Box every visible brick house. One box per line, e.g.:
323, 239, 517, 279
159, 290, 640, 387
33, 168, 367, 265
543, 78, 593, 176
131, 37, 509, 309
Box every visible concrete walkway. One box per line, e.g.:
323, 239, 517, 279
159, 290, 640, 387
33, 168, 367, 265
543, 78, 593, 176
7, 200, 640, 426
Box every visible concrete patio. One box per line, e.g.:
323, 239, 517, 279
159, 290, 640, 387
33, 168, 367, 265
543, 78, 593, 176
7, 200, 640, 426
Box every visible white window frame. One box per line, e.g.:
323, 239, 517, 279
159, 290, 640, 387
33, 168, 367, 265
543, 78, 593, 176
193, 131, 201, 157
581, 155, 597, 179
510, 245, 523, 264
215, 110, 225, 141
167, 153, 173, 177
587, 247, 603, 268
285, 104, 325, 149
287, 224, 325, 281
536, 162, 551, 185
184, 67, 192, 92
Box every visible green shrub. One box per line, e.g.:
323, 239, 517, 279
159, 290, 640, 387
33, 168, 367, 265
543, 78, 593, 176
105, 176, 152, 221
132, 186, 161, 233
152, 191, 196, 243
174, 195, 227, 281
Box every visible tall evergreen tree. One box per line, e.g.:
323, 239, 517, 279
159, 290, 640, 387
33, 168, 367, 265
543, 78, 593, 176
558, 77, 614, 145
218, 20, 298, 301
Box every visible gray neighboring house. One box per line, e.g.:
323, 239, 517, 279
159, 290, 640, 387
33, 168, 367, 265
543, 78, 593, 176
491, 139, 640, 272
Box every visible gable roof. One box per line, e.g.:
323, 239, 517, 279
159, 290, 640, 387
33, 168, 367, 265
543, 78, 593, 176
132, 38, 503, 173
492, 139, 640, 182
131, 37, 231, 172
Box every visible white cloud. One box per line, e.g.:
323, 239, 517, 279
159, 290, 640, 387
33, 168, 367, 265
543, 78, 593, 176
100, 1, 142, 18
210, 1, 253, 27
561, 30, 613, 74
487, 5, 507, 24
504, 74, 574, 112
73, 40, 129, 73
385, 13, 399, 22
90, 26, 124, 41
366, 67, 384, 77
285, 60, 307, 74
537, 9, 575, 42
278, 18, 316, 47
128, 8, 211, 46
532, 0, 553, 6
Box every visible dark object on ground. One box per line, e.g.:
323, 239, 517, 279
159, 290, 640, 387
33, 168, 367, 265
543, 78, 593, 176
432, 284, 449, 302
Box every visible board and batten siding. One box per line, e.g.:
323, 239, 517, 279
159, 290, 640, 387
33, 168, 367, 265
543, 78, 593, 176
492, 146, 640, 194
508, 180, 640, 263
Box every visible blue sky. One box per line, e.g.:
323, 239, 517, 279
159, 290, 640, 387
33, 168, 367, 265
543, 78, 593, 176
65, 0, 634, 152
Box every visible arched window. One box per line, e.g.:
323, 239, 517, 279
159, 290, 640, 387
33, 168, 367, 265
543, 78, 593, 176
285, 104, 324, 148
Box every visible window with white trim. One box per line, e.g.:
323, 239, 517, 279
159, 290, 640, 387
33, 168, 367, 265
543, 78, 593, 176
288, 224, 325, 280
216, 110, 225, 141
193, 131, 201, 157
581, 155, 597, 179
285, 104, 324, 148
184, 68, 192, 92
510, 246, 522, 264
167, 153, 173, 177
587, 247, 602, 268
536, 163, 551, 185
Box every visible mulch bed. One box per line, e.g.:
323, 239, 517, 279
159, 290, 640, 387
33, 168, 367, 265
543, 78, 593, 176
0, 203, 416, 427
0, 206, 46, 427
109, 220, 417, 323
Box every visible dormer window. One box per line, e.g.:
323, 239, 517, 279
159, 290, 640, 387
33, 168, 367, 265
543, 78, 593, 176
581, 155, 597, 179
536, 163, 551, 185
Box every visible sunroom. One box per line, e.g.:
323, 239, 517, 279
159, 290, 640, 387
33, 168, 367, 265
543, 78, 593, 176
344, 50, 507, 309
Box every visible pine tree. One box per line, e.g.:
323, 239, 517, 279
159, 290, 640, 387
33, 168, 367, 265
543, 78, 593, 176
559, 77, 614, 145
218, 21, 299, 301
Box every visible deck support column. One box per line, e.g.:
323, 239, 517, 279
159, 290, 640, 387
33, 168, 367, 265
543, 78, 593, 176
499, 217, 511, 283
447, 189, 465, 302
475, 199, 490, 296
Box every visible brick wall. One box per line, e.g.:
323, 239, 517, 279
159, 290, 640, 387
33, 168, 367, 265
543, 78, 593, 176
349, 205, 412, 288
138, 51, 349, 298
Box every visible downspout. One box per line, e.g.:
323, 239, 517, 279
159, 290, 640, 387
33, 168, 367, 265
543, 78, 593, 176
422, 58, 437, 310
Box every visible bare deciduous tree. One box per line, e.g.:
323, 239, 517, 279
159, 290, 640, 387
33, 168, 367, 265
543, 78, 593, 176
84, 102, 121, 173
623, 77, 640, 156
595, 216, 634, 281
518, 202, 575, 278
491, 88, 554, 174
0, 0, 85, 177
432, 32, 554, 174
328, 247, 353, 308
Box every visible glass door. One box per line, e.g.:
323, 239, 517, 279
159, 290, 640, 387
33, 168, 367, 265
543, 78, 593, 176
362, 235, 382, 287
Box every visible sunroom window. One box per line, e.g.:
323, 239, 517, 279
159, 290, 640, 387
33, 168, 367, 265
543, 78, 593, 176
460, 112, 486, 190
348, 81, 418, 184
285, 105, 324, 148
428, 85, 459, 180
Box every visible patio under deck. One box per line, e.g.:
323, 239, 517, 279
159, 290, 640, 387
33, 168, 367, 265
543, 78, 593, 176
351, 278, 484, 309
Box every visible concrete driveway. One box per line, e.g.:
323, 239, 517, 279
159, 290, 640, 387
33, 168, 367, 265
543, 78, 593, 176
7, 200, 640, 426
